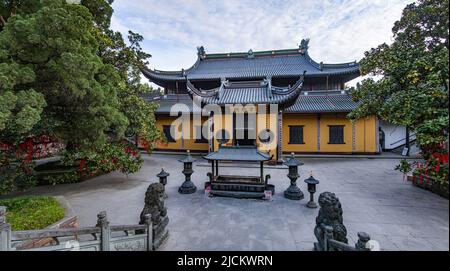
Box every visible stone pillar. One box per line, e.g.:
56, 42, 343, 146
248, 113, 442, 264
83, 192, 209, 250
0, 206, 11, 251
144, 214, 153, 251
355, 232, 371, 251
96, 211, 110, 251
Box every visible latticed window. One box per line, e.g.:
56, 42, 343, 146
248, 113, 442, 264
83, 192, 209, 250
195, 126, 208, 143
329, 125, 345, 144
163, 125, 176, 142
289, 126, 304, 144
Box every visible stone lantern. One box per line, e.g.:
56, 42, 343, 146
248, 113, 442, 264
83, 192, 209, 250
178, 150, 197, 194
304, 173, 319, 208
157, 168, 169, 198
283, 153, 304, 200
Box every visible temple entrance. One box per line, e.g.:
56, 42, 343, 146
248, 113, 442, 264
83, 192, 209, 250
233, 112, 256, 146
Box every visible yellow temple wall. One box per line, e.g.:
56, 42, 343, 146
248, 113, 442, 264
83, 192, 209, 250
282, 114, 318, 152
282, 113, 378, 153
151, 115, 209, 151
256, 110, 278, 159
151, 112, 378, 154
319, 113, 353, 152
183, 116, 210, 151
354, 115, 378, 153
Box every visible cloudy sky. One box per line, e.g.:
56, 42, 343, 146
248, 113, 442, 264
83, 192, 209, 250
110, 0, 413, 86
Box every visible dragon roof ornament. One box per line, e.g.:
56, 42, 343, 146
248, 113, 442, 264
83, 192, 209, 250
197, 46, 206, 59
299, 38, 310, 55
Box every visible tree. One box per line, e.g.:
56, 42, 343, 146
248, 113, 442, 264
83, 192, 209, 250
0, 0, 42, 30
349, 0, 449, 158
81, 0, 162, 149
1, 0, 128, 149
0, 0, 161, 194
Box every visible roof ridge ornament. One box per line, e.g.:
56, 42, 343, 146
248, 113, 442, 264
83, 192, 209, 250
247, 49, 255, 59
220, 77, 230, 87
299, 38, 310, 55
262, 76, 273, 98
197, 46, 206, 60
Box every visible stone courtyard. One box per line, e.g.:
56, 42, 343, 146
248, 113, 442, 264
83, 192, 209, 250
15, 154, 449, 251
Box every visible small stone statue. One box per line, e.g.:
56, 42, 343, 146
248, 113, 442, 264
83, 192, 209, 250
314, 192, 348, 251
139, 183, 169, 250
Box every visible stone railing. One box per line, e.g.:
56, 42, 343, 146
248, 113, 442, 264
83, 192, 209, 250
0, 207, 153, 251
315, 224, 373, 251
1, 182, 169, 251
313, 192, 379, 251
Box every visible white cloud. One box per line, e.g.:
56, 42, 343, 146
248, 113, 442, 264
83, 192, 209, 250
111, 0, 413, 86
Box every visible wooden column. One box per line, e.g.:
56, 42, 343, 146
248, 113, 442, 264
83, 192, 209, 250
317, 114, 321, 151
260, 161, 264, 182
277, 111, 283, 162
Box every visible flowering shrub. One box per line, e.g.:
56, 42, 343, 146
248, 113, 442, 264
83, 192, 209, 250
412, 152, 449, 185
396, 147, 449, 188
63, 143, 143, 177
0, 135, 65, 195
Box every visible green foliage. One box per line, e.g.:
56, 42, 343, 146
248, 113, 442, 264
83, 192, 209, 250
0, 61, 46, 141
39, 170, 79, 186
395, 159, 412, 175
0, 0, 163, 195
0, 0, 129, 148
82, 0, 162, 149
348, 0, 449, 157
0, 159, 37, 195
0, 196, 65, 230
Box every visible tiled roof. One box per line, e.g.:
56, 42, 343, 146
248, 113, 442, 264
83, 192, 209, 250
285, 93, 358, 113
145, 92, 359, 114
193, 78, 305, 106
141, 94, 196, 113
204, 145, 271, 161
186, 53, 358, 80
202, 87, 289, 104
142, 47, 359, 83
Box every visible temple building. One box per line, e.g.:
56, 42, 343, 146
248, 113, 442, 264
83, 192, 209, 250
141, 39, 379, 161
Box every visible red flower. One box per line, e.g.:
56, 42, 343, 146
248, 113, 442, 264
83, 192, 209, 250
79, 159, 86, 172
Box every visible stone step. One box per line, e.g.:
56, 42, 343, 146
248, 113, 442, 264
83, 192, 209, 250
209, 190, 265, 199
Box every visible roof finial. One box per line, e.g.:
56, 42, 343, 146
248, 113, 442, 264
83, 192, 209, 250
197, 46, 206, 59
299, 38, 310, 55
247, 49, 255, 59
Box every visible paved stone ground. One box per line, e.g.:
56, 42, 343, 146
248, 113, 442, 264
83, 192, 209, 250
9, 154, 449, 251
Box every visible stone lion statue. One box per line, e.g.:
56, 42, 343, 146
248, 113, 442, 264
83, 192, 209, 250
314, 192, 348, 250
139, 183, 167, 225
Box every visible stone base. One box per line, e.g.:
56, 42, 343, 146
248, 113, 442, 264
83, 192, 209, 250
314, 242, 323, 251
178, 180, 197, 194
306, 201, 318, 208
284, 189, 304, 200
210, 190, 265, 199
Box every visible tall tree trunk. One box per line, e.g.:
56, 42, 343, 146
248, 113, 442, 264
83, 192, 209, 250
0, 15, 6, 26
